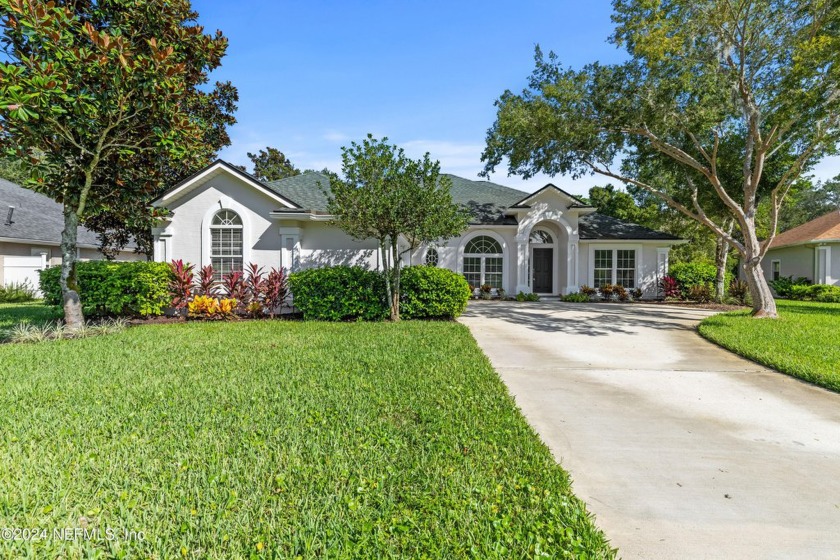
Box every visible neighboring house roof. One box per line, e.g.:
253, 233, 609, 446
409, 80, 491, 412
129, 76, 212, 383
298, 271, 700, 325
769, 210, 840, 249
0, 178, 102, 247
578, 213, 683, 241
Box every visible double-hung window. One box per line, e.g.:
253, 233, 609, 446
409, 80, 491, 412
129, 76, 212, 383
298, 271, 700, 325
463, 236, 504, 289
210, 210, 243, 280
593, 248, 636, 288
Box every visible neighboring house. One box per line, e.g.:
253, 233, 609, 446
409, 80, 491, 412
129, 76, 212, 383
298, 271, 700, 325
764, 209, 840, 286
152, 160, 683, 297
0, 178, 141, 291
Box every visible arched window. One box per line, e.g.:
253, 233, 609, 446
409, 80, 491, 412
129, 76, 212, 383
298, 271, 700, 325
210, 209, 243, 279
463, 235, 504, 289
424, 247, 439, 267
529, 229, 554, 244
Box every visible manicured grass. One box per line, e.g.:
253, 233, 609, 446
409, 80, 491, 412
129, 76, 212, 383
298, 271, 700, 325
0, 318, 613, 558
0, 302, 61, 333
699, 300, 840, 392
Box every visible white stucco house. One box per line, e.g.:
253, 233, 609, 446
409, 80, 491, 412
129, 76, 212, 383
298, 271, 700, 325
763, 210, 840, 286
151, 160, 683, 297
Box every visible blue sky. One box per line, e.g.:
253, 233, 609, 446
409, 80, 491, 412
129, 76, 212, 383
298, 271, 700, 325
194, 1, 839, 196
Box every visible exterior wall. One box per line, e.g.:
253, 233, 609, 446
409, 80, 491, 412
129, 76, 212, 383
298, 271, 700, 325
762, 246, 816, 283
579, 241, 671, 298
155, 173, 285, 269
296, 222, 380, 270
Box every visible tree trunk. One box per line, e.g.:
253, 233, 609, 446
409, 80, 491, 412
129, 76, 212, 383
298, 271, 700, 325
60, 205, 85, 329
714, 237, 729, 302
389, 238, 400, 322
742, 256, 777, 318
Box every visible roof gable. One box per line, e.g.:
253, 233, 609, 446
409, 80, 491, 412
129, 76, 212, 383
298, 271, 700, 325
509, 183, 592, 209
154, 160, 300, 209
770, 210, 840, 249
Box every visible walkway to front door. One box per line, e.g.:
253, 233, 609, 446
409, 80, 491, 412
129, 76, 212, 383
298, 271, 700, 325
460, 301, 840, 560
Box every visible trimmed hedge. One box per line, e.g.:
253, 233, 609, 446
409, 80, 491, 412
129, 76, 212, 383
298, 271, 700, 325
670, 261, 733, 295
39, 261, 172, 317
288, 266, 387, 321
788, 284, 840, 303
399, 265, 471, 319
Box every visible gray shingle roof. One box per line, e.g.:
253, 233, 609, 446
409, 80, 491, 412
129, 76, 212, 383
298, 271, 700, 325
578, 213, 682, 240
266, 172, 527, 225
0, 178, 101, 246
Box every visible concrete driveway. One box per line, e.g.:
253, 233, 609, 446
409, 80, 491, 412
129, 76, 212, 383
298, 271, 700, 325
460, 301, 840, 560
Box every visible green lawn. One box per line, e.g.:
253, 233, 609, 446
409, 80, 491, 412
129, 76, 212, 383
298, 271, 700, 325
0, 302, 61, 333
0, 310, 613, 558
699, 299, 840, 392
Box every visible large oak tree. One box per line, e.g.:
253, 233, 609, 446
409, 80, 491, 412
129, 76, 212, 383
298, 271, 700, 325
482, 0, 840, 318
0, 0, 231, 327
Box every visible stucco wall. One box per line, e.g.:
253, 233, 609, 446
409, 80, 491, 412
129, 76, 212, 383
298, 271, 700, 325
158, 173, 284, 269
578, 242, 670, 297
762, 246, 815, 283
297, 223, 380, 270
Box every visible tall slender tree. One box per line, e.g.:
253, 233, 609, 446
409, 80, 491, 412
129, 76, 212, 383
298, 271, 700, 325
483, 0, 840, 317
0, 0, 231, 327
327, 135, 468, 321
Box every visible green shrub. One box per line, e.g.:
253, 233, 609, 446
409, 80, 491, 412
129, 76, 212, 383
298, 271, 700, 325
0, 281, 38, 303
561, 292, 590, 302
399, 266, 471, 319
769, 275, 811, 298
728, 279, 750, 305
38, 261, 172, 317
288, 266, 387, 321
515, 291, 540, 302
687, 284, 712, 303
788, 283, 840, 303
670, 261, 732, 296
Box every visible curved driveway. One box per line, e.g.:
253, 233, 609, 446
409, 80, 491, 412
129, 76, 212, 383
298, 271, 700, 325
460, 301, 840, 560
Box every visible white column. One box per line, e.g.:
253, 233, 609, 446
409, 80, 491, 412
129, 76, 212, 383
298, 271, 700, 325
515, 237, 530, 294
566, 241, 578, 294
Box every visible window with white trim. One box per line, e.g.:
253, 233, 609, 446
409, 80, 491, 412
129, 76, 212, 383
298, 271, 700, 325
463, 236, 503, 289
210, 209, 243, 279
593, 248, 636, 288
771, 260, 781, 281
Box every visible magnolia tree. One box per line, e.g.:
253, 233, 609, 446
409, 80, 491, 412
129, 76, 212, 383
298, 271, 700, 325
0, 0, 231, 328
327, 135, 468, 321
482, 0, 840, 318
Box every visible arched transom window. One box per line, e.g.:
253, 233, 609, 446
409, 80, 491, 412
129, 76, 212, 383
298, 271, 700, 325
211, 209, 243, 279
424, 247, 439, 267
463, 235, 503, 289
529, 229, 554, 244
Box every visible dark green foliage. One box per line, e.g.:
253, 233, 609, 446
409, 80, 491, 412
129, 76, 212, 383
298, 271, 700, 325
515, 291, 541, 302
399, 266, 470, 319
561, 292, 591, 302
0, 281, 37, 303
687, 284, 712, 303
670, 262, 732, 296
247, 147, 300, 181
788, 284, 840, 303
770, 275, 812, 298
39, 261, 171, 317
728, 279, 750, 305
288, 266, 387, 321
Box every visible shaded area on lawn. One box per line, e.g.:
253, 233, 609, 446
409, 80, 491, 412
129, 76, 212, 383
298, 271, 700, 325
0, 319, 614, 558
0, 302, 61, 332
699, 300, 840, 393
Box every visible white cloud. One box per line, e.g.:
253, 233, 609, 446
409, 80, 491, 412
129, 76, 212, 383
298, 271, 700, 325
323, 130, 350, 143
